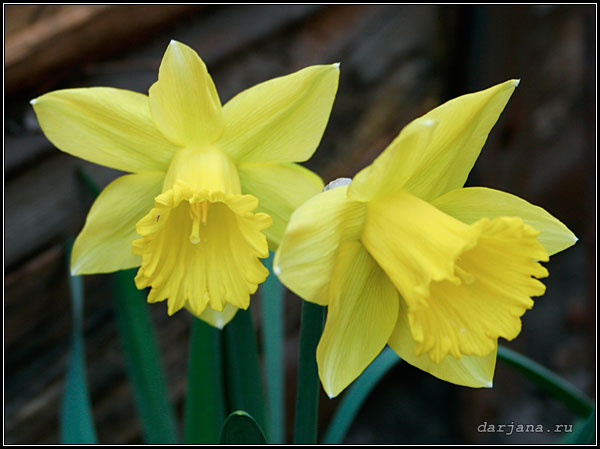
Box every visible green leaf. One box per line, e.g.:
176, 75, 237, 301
322, 348, 402, 444
60, 239, 98, 444
111, 269, 179, 443
220, 411, 267, 444
559, 408, 595, 444
293, 301, 325, 444
261, 252, 285, 443
75, 169, 179, 443
498, 345, 594, 417
184, 318, 226, 444
223, 309, 266, 430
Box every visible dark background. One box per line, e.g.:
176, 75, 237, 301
5, 4, 596, 444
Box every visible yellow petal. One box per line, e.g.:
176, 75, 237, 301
133, 182, 271, 318
149, 40, 224, 147
389, 299, 496, 388
238, 162, 324, 250
192, 303, 239, 330
347, 117, 438, 202
219, 64, 339, 163
317, 241, 399, 398
273, 185, 366, 305
431, 186, 578, 256
31, 88, 179, 173
71, 172, 164, 274
401, 80, 519, 201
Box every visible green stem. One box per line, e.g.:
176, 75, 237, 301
183, 318, 225, 443
498, 345, 594, 417
293, 301, 325, 444
261, 252, 285, 443
223, 309, 266, 430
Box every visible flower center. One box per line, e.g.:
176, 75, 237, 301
132, 146, 272, 317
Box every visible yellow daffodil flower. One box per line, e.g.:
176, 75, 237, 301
31, 40, 339, 328
274, 80, 577, 398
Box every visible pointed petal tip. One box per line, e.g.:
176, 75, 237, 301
30, 98, 37, 105
167, 302, 179, 316
486, 381, 494, 388
167, 39, 186, 52
209, 315, 227, 330
332, 62, 340, 69
514, 79, 520, 87
323, 382, 339, 399
70, 259, 81, 276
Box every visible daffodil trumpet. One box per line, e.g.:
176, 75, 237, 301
31, 40, 339, 328
274, 80, 577, 398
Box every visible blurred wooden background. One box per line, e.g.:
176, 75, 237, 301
5, 4, 596, 444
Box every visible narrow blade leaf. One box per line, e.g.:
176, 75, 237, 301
60, 239, 98, 444
76, 168, 179, 443
498, 345, 594, 417
111, 270, 179, 443
220, 411, 267, 444
322, 348, 401, 444
559, 408, 595, 444
223, 309, 266, 430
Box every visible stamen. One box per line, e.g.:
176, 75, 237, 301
189, 201, 210, 244
190, 214, 200, 243
200, 200, 208, 224
455, 264, 475, 285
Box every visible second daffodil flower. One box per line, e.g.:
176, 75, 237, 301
31, 40, 339, 328
274, 80, 577, 398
